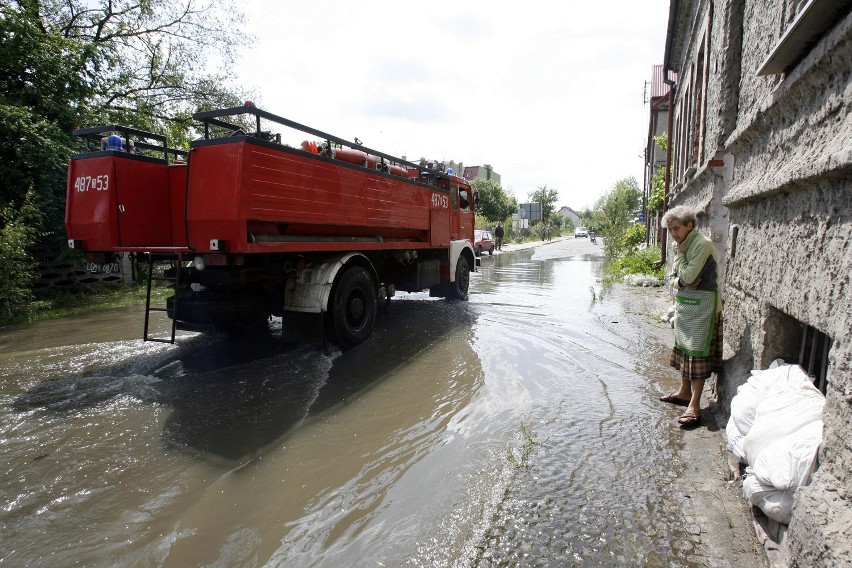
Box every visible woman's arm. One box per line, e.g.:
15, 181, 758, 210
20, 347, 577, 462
677, 238, 714, 288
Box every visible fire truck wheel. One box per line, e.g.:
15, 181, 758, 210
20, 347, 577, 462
328, 266, 377, 349
449, 255, 470, 300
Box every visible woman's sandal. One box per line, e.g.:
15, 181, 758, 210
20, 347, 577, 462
678, 412, 701, 426
660, 393, 690, 406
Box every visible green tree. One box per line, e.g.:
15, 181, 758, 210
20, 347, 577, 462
579, 208, 603, 232
0, 3, 88, 215
47, 0, 250, 121
473, 178, 517, 223
594, 177, 641, 258
0, 0, 251, 320
0, 188, 43, 323
528, 184, 559, 219
648, 134, 667, 213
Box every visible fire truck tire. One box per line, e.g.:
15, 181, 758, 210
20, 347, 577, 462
328, 266, 377, 349
449, 255, 470, 300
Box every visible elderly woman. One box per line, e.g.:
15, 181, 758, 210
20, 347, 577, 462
658, 206, 722, 426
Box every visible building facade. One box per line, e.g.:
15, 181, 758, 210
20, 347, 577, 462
662, 1, 851, 565
463, 164, 501, 185
644, 64, 675, 246
557, 206, 580, 228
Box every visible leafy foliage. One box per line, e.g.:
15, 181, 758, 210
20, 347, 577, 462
0, 4, 87, 214
0, 0, 251, 318
0, 188, 43, 323
605, 246, 664, 284
621, 223, 646, 251
648, 134, 667, 213
50, 0, 252, 131
473, 178, 517, 222
579, 208, 602, 232
594, 176, 641, 259
528, 184, 559, 219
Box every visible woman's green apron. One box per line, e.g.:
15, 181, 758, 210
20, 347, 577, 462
674, 289, 719, 357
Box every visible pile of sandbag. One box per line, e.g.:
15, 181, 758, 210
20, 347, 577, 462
725, 360, 825, 524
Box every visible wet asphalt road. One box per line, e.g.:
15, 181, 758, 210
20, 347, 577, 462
0, 237, 735, 567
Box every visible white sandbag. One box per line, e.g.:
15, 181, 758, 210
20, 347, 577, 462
752, 420, 822, 490
731, 363, 812, 436
743, 474, 795, 524
726, 416, 747, 463
742, 378, 824, 466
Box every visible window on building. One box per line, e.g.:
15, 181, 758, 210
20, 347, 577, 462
766, 306, 832, 394
758, 0, 852, 75
799, 324, 832, 394
672, 9, 712, 185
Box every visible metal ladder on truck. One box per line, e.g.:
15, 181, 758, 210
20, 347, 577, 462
143, 252, 183, 343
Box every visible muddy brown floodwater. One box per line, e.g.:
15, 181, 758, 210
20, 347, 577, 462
1, 238, 706, 567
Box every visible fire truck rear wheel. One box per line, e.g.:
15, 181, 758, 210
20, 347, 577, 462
449, 255, 470, 300
328, 266, 377, 349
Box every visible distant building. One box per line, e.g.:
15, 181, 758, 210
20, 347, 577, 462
643, 64, 675, 246
463, 164, 501, 185
557, 206, 580, 228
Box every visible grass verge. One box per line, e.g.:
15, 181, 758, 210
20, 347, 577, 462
26, 284, 172, 323
604, 246, 665, 286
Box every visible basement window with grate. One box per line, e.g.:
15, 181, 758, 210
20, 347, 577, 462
765, 307, 832, 394
799, 324, 832, 394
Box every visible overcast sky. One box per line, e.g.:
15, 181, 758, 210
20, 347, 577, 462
234, 1, 670, 211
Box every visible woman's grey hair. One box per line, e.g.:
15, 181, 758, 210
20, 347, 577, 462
661, 206, 698, 228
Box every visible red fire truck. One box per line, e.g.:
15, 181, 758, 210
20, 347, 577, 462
65, 103, 477, 348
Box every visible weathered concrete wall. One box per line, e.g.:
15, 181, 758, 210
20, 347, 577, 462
725, 184, 852, 568
667, 0, 743, 291
707, 0, 744, 152
721, 6, 852, 564
665, 0, 852, 565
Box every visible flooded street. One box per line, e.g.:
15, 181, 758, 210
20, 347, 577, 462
0, 238, 703, 567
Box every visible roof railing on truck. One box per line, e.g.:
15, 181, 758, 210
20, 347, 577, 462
192, 102, 462, 186
72, 124, 188, 162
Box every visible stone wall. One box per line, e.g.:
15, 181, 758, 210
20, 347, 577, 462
721, 7, 852, 564
666, 1, 852, 565
32, 248, 134, 291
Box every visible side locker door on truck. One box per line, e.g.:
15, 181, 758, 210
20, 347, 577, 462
67, 156, 120, 251
430, 186, 451, 247
113, 157, 173, 247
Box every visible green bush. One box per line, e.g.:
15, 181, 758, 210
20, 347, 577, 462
606, 246, 664, 284
0, 190, 43, 324
621, 224, 646, 250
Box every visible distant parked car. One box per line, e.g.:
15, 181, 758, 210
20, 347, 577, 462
474, 230, 495, 255
574, 226, 589, 238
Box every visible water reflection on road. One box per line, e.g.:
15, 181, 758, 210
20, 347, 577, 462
0, 239, 700, 567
